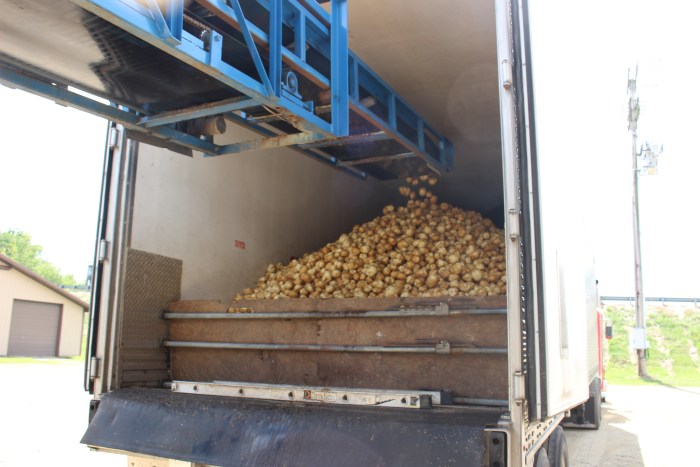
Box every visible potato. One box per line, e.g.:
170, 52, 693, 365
235, 182, 506, 300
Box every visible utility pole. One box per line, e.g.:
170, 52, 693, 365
628, 67, 648, 378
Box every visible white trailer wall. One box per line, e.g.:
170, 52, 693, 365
130, 124, 397, 302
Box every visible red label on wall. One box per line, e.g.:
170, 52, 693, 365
234, 240, 246, 250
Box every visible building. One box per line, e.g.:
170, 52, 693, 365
0, 253, 88, 357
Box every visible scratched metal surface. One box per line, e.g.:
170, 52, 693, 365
83, 388, 504, 466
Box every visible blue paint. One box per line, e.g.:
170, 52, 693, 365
229, 0, 275, 97
269, 0, 283, 98
45, 0, 453, 177
330, 0, 349, 136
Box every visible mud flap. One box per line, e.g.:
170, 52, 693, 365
82, 388, 503, 466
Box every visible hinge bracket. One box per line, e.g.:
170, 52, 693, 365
89, 357, 100, 380
108, 126, 120, 149
98, 239, 109, 262
508, 208, 520, 241
435, 340, 451, 354
501, 59, 513, 89
513, 370, 525, 406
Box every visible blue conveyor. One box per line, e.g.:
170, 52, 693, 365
0, 0, 453, 179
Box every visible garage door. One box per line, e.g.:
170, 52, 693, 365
8, 300, 62, 357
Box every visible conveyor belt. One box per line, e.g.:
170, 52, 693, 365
0, 0, 454, 180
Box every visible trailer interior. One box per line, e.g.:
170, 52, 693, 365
0, 1, 518, 465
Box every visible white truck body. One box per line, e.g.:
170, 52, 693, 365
0, 0, 603, 465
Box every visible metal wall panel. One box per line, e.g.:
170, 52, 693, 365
117, 248, 181, 388
8, 300, 61, 356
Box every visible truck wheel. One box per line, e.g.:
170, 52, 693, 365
534, 447, 551, 467
546, 426, 569, 467
589, 377, 602, 430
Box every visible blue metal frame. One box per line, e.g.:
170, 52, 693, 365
71, 0, 333, 135
164, 0, 183, 42
139, 97, 256, 127
224, 113, 367, 179
212, 0, 454, 172
33, 0, 453, 176
330, 0, 349, 136
269, 0, 283, 98
0, 66, 219, 155
229, 0, 275, 97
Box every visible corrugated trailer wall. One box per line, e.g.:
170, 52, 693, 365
131, 124, 398, 301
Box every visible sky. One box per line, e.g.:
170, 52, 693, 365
0, 0, 697, 297
0, 89, 106, 282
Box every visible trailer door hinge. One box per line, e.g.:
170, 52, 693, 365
508, 208, 520, 241
501, 59, 513, 89
513, 370, 525, 405
108, 126, 120, 149
89, 357, 100, 380
98, 239, 109, 262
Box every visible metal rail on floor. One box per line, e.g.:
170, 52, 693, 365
164, 340, 508, 354
163, 306, 508, 320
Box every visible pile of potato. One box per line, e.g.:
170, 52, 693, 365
234, 176, 506, 300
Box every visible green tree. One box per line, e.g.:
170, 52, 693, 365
0, 230, 77, 286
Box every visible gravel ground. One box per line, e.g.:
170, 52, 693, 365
565, 384, 700, 466
1, 360, 697, 466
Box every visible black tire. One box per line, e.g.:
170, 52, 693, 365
547, 426, 569, 467
589, 377, 602, 430
534, 447, 551, 467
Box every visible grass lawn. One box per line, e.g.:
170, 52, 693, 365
605, 305, 700, 387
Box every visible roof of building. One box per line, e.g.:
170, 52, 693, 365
0, 252, 89, 310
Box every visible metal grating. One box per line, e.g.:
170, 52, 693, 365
119, 248, 181, 387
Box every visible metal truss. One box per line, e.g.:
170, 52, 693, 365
1, 0, 454, 179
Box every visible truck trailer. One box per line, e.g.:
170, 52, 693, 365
0, 0, 605, 465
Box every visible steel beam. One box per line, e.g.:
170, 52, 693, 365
59, 0, 453, 177
297, 131, 390, 149
143, 0, 180, 44
71, 0, 333, 136
351, 100, 445, 174
269, 0, 283, 98
216, 132, 327, 155
164, 0, 183, 41
164, 340, 508, 354
338, 152, 415, 167
139, 97, 256, 127
0, 66, 218, 155
229, 0, 275, 97
330, 0, 349, 136
294, 9, 307, 62
164, 307, 507, 320
223, 113, 366, 179
195, 0, 330, 88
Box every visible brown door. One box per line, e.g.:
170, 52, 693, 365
8, 300, 62, 357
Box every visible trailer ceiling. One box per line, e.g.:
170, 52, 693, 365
343, 1, 503, 218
